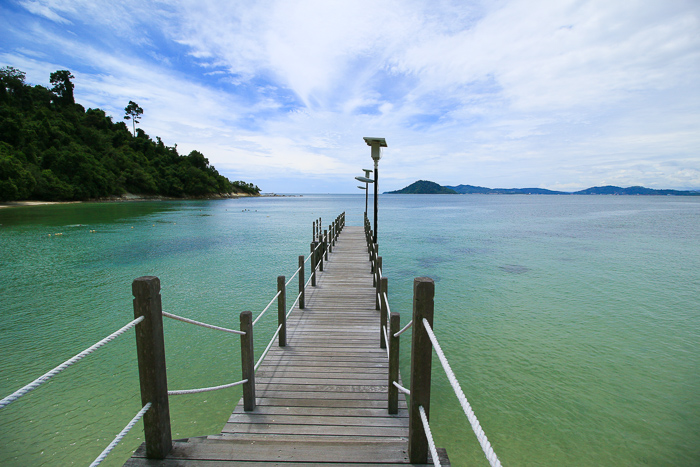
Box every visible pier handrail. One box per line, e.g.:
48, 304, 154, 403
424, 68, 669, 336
0, 316, 149, 465
422, 317, 502, 467
0, 316, 144, 409
89, 402, 152, 467
384, 276, 501, 466
163, 311, 246, 335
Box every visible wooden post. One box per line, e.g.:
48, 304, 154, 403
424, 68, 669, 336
408, 277, 435, 464
319, 236, 324, 272
380, 277, 388, 349
132, 276, 172, 459
311, 242, 317, 287
278, 276, 286, 347
375, 257, 382, 309
240, 310, 255, 411
298, 255, 305, 309
388, 311, 400, 414
328, 225, 333, 253
324, 229, 329, 261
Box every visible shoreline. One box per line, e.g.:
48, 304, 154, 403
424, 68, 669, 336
0, 192, 264, 209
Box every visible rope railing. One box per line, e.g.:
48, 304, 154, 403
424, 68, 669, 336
285, 266, 302, 287
163, 311, 245, 335
422, 318, 502, 467
0, 316, 144, 409
253, 290, 282, 326
168, 379, 248, 396
393, 381, 410, 395
394, 319, 412, 337
287, 291, 303, 319
419, 405, 441, 467
89, 402, 152, 467
382, 325, 390, 359
255, 324, 283, 372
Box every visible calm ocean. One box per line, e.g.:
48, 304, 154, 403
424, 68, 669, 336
0, 194, 698, 466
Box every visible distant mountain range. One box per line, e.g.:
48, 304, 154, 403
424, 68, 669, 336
386, 180, 700, 196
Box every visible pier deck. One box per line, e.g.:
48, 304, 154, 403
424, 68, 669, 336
125, 226, 448, 465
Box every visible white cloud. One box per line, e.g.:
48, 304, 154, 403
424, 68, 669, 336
3, 0, 699, 191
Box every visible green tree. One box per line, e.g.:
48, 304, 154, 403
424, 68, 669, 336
0, 66, 27, 102
49, 70, 75, 106
123, 101, 143, 135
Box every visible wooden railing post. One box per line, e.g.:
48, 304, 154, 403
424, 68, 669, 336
375, 257, 382, 309
388, 311, 400, 414
380, 277, 388, 349
324, 229, 329, 261
298, 255, 305, 309
240, 310, 255, 411
408, 277, 435, 464
311, 242, 318, 286
132, 276, 172, 459
319, 236, 324, 272
329, 225, 333, 253
278, 276, 286, 347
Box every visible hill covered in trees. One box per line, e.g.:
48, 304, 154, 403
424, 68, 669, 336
0, 67, 259, 202
387, 180, 457, 194
387, 180, 700, 195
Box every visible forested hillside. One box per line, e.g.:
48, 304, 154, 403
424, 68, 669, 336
0, 67, 259, 202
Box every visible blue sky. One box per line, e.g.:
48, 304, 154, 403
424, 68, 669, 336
1, 0, 699, 193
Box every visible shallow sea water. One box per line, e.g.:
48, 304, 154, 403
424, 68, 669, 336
0, 194, 698, 466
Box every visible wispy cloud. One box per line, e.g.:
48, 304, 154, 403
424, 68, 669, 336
1, 0, 699, 191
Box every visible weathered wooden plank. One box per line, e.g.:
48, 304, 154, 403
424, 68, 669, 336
231, 405, 408, 418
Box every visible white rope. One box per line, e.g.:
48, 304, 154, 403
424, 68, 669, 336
304, 272, 314, 289
422, 318, 502, 467
0, 316, 144, 409
394, 320, 413, 337
163, 312, 244, 335
285, 267, 302, 287
253, 290, 282, 326
393, 381, 410, 395
89, 402, 151, 467
382, 292, 392, 315
255, 324, 283, 372
419, 405, 441, 467
382, 325, 390, 359
287, 291, 302, 319
168, 379, 248, 395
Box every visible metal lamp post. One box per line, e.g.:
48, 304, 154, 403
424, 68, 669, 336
355, 170, 374, 216
363, 137, 387, 244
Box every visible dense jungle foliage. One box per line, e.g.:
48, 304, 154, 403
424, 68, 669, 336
0, 67, 260, 201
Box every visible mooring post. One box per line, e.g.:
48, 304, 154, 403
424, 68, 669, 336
278, 276, 286, 347
132, 276, 172, 459
240, 311, 255, 411
380, 277, 388, 349
388, 311, 400, 414
408, 277, 435, 464
298, 255, 305, 309
375, 257, 382, 308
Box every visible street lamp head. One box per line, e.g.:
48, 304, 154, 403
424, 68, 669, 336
355, 176, 374, 183
357, 186, 366, 190
362, 169, 373, 177
363, 137, 387, 164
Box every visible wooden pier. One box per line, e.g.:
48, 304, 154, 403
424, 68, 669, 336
125, 225, 449, 465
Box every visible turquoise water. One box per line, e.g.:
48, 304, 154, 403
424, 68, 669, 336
0, 195, 698, 466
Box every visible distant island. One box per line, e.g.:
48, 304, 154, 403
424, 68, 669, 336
387, 180, 700, 196
0, 67, 260, 202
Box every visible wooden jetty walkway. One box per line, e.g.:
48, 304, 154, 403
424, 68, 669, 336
125, 225, 449, 465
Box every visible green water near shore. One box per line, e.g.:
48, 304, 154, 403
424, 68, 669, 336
1, 195, 698, 466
